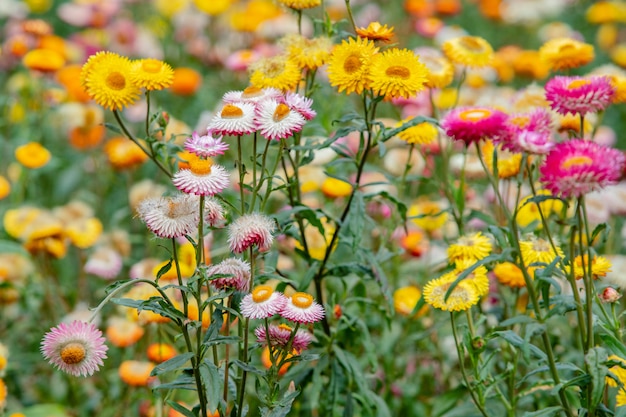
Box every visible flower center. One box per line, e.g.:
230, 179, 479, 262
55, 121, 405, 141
189, 158, 212, 175
343, 54, 362, 74
292, 292, 313, 309
242, 86, 263, 98
459, 109, 492, 122
567, 79, 590, 90
509, 115, 529, 128
252, 285, 273, 303
561, 155, 593, 169
141, 59, 162, 73
105, 72, 126, 91
385, 66, 411, 79
459, 36, 485, 52
273, 103, 291, 122
221, 104, 244, 119
558, 43, 576, 54
60, 342, 86, 365
265, 62, 283, 78
278, 324, 292, 332
532, 239, 551, 253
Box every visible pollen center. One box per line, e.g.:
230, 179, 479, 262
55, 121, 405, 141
105, 72, 126, 91
343, 55, 362, 74
278, 323, 292, 332
265, 62, 283, 78
567, 79, 590, 90
189, 158, 212, 175
221, 104, 244, 118
252, 285, 273, 303
141, 59, 162, 73
532, 239, 551, 252
273, 103, 291, 122
509, 115, 529, 128
242, 86, 262, 98
459, 109, 491, 122
385, 66, 411, 79
459, 37, 484, 52
60, 343, 86, 365
561, 155, 593, 169
292, 292, 313, 309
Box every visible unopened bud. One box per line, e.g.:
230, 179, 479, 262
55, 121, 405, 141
472, 337, 486, 352
333, 304, 342, 320
600, 287, 621, 303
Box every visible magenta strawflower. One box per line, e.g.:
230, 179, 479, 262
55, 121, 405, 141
222, 87, 282, 104
540, 139, 625, 198
440, 106, 509, 145
227, 213, 276, 253
280, 292, 325, 324
41, 320, 108, 377
255, 98, 306, 140
240, 285, 287, 319
503, 108, 554, 153
545, 76, 615, 116
207, 257, 251, 292
184, 130, 229, 158
255, 324, 313, 351
207, 102, 257, 136
172, 159, 230, 196
137, 194, 199, 238
284, 92, 317, 121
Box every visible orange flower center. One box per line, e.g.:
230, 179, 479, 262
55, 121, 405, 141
459, 36, 485, 52
189, 158, 212, 175
60, 342, 86, 365
221, 104, 244, 118
278, 323, 292, 332
106, 72, 126, 91
385, 65, 411, 79
343, 55, 362, 74
561, 155, 593, 169
242, 86, 263, 98
252, 285, 273, 303
141, 59, 162, 73
291, 292, 313, 309
509, 115, 530, 128
532, 239, 551, 252
273, 103, 291, 122
264, 62, 283, 78
459, 109, 492, 122
567, 79, 591, 90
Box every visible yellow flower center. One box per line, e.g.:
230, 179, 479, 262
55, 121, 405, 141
60, 342, 86, 365
459, 36, 485, 52
242, 86, 263, 98
292, 292, 313, 309
189, 158, 212, 175
561, 155, 593, 169
567, 79, 591, 90
273, 103, 291, 122
265, 61, 283, 78
252, 285, 273, 303
221, 104, 244, 118
459, 109, 492, 122
141, 59, 163, 73
558, 43, 576, 53
278, 323, 292, 332
343, 54, 362, 74
385, 65, 411, 79
509, 115, 530, 128
532, 239, 551, 253
105, 72, 126, 91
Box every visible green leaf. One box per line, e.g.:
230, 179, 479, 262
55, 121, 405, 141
599, 333, 626, 358
151, 352, 194, 376
153, 374, 196, 391
22, 404, 70, 417
432, 386, 467, 417
522, 407, 563, 417
492, 330, 547, 362
379, 116, 439, 142
166, 400, 196, 417
104, 122, 123, 135
156, 259, 173, 281
0, 239, 28, 255
517, 362, 583, 386
200, 360, 222, 414
232, 359, 264, 376
585, 347, 608, 411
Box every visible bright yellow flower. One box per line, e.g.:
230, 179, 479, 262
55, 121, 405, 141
369, 48, 428, 100
104, 137, 148, 170
327, 36, 379, 95
396, 120, 438, 145
448, 232, 492, 263
277, 0, 321, 9
356, 22, 395, 42
539, 38, 595, 72
442, 36, 494, 68
249, 55, 301, 91
481, 140, 523, 179
494, 262, 526, 288
130, 59, 174, 91
230, 0, 281, 32
516, 190, 563, 230
512, 50, 550, 80
408, 200, 448, 233
586, 1, 626, 24
81, 51, 141, 111
566, 254, 612, 280
434, 88, 458, 109
607, 354, 626, 407
22, 48, 65, 73
519, 237, 564, 266
393, 286, 428, 317
15, 142, 51, 169
423, 271, 479, 312
321, 177, 352, 198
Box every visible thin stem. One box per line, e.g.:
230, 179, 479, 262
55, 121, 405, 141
344, 0, 357, 33
172, 238, 189, 318
237, 135, 246, 215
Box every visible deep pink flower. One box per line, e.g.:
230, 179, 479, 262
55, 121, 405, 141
227, 213, 276, 254
41, 321, 108, 377
184, 130, 229, 158
279, 292, 325, 324
440, 107, 509, 145
540, 139, 625, 198
545, 76, 614, 116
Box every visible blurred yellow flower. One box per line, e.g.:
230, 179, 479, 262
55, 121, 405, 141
356, 22, 395, 42
393, 286, 428, 317
15, 142, 50, 169
421, 55, 455, 88
277, 0, 321, 10
442, 36, 494, 68
104, 137, 148, 170
294, 219, 336, 260
539, 37, 595, 71
516, 190, 563, 229
154, 0, 189, 17
22, 48, 65, 73
481, 140, 523, 179
65, 218, 103, 249
230, 0, 281, 32
408, 200, 448, 233
597, 24, 619, 51
512, 50, 550, 80
396, 120, 438, 145
287, 35, 333, 70
448, 232, 492, 263
249, 55, 301, 91
0, 176, 10, 200
24, 0, 52, 13
321, 177, 352, 198
171, 67, 203, 96
433, 88, 458, 109
566, 254, 612, 280
193, 0, 232, 15
586, 1, 626, 24
494, 262, 526, 288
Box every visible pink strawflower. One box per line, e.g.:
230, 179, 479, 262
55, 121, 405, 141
172, 159, 230, 196
207, 257, 251, 292
41, 321, 108, 377
184, 130, 229, 158
240, 285, 287, 319
545, 76, 615, 116
284, 92, 317, 121
540, 139, 625, 198
501, 108, 554, 154
222, 87, 282, 104
84, 247, 123, 280
207, 102, 257, 136
137, 194, 199, 238
203, 196, 226, 227
227, 213, 276, 254
440, 106, 509, 145
280, 292, 325, 324
255, 98, 306, 140
254, 324, 313, 351
516, 130, 554, 155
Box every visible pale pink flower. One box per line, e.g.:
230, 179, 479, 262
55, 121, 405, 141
284, 92, 316, 121
172, 162, 230, 196
207, 257, 251, 292
222, 87, 281, 104
280, 292, 325, 324
255, 98, 306, 140
184, 130, 229, 158
227, 213, 276, 254
84, 247, 123, 280
207, 102, 257, 136
255, 324, 313, 351
137, 194, 199, 238
240, 286, 287, 319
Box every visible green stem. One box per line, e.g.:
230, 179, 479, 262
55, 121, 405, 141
344, 0, 357, 33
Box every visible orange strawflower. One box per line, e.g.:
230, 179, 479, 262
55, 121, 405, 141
356, 22, 395, 42
171, 68, 202, 96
